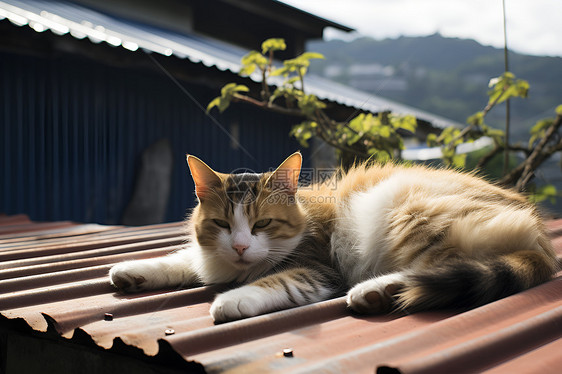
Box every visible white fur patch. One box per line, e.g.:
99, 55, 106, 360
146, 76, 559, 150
109, 246, 201, 291
331, 173, 410, 285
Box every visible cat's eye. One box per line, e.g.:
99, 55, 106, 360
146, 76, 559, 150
213, 219, 230, 229
253, 219, 272, 229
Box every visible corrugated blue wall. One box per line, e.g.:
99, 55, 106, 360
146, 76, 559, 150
0, 51, 308, 224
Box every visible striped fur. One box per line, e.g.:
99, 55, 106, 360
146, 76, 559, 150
110, 152, 559, 322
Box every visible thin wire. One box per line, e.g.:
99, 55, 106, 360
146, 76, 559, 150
147, 53, 259, 166
502, 0, 511, 176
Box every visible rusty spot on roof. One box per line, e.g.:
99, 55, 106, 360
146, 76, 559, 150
1, 214, 561, 373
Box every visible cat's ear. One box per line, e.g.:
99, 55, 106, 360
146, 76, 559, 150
186, 155, 222, 201
266, 151, 302, 195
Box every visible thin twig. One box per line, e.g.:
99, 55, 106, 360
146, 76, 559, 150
515, 113, 562, 190
232, 94, 303, 117
476, 144, 503, 169
261, 66, 271, 101
445, 94, 504, 152
477, 143, 531, 169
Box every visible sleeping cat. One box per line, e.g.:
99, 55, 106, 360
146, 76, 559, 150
109, 152, 559, 322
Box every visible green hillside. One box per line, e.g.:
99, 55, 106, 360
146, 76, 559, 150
308, 34, 562, 141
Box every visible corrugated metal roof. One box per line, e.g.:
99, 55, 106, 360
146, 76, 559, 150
0, 0, 462, 129
1, 214, 561, 373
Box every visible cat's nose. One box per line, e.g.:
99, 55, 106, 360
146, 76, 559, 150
232, 244, 249, 256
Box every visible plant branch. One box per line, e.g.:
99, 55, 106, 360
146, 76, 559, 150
516, 113, 562, 190
476, 144, 503, 169
476, 143, 532, 169
500, 113, 562, 189
260, 66, 271, 101
446, 94, 504, 151
298, 68, 305, 93
232, 94, 303, 117
232, 92, 371, 159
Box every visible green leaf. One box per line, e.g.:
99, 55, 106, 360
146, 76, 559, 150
426, 133, 437, 147
436, 126, 460, 145
282, 52, 324, 72
239, 64, 257, 76
452, 153, 467, 168
290, 121, 317, 147
393, 115, 417, 133
206, 96, 231, 113
240, 51, 268, 76
556, 105, 562, 116
441, 146, 455, 160
379, 126, 391, 138
234, 85, 249, 93
241, 51, 268, 67
297, 94, 326, 117
217, 97, 230, 112
467, 111, 485, 126
206, 97, 221, 113
529, 118, 554, 147
346, 132, 363, 146
484, 128, 505, 138
261, 38, 286, 54
530, 118, 553, 135
348, 114, 366, 133
299, 130, 312, 146
367, 149, 391, 163
208, 83, 249, 113
529, 184, 558, 204
287, 76, 300, 85
270, 66, 291, 77
299, 52, 324, 60
220, 83, 249, 96
487, 72, 529, 106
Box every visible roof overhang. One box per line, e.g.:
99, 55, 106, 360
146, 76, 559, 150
222, 0, 355, 35
0, 0, 463, 131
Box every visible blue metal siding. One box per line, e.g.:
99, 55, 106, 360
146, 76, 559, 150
1, 51, 308, 224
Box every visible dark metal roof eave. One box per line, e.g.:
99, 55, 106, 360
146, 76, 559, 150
225, 0, 356, 33
0, 0, 462, 130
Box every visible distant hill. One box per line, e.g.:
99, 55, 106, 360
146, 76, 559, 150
308, 33, 562, 141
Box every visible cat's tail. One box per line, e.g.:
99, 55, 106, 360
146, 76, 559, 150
394, 249, 559, 313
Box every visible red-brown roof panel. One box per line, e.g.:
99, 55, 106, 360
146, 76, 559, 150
482, 338, 562, 374
1, 215, 561, 373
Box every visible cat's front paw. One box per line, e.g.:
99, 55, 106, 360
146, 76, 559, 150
109, 261, 152, 293
210, 286, 267, 323
346, 273, 405, 314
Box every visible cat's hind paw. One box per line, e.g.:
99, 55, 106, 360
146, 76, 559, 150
346, 273, 405, 314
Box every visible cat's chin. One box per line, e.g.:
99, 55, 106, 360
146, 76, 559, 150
231, 258, 255, 268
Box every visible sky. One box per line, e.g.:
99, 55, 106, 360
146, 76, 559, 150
280, 0, 562, 57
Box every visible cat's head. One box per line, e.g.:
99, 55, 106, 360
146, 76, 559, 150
186, 152, 306, 271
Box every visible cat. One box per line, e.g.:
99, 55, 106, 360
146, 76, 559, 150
109, 152, 559, 322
